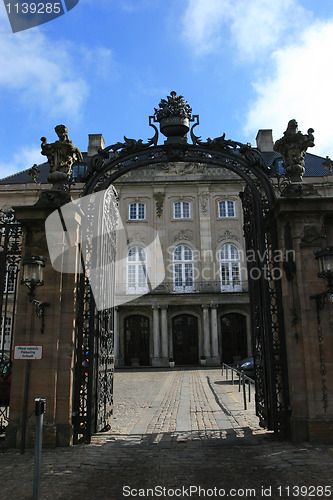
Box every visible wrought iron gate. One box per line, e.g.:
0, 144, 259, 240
0, 209, 22, 431
72, 92, 291, 440
73, 187, 117, 444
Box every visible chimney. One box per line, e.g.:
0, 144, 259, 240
87, 134, 105, 157
256, 129, 274, 152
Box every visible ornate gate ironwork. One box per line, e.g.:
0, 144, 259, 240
73, 188, 117, 444
73, 91, 291, 440
0, 209, 22, 431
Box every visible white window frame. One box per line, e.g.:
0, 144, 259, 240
129, 202, 146, 220
173, 245, 194, 292
126, 246, 148, 294
218, 200, 235, 218
173, 201, 190, 219
219, 243, 242, 292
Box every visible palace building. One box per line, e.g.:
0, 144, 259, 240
1, 128, 331, 369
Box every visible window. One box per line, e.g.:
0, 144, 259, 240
0, 317, 12, 350
129, 202, 145, 220
127, 246, 147, 293
173, 245, 194, 292
219, 244, 241, 291
218, 200, 235, 218
174, 201, 190, 219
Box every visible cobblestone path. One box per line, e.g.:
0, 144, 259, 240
0, 368, 332, 499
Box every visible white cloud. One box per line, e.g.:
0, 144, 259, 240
0, 147, 44, 179
182, 0, 311, 59
0, 3, 88, 120
244, 20, 333, 157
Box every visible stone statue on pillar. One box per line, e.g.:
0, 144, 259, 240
39, 125, 83, 207
273, 120, 317, 196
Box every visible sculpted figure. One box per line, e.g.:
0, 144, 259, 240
273, 119, 314, 182
41, 125, 83, 190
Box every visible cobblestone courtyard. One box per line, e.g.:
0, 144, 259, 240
0, 368, 332, 499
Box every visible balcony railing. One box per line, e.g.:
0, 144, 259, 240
115, 281, 248, 296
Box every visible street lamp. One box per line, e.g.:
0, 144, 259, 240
310, 247, 333, 322
315, 247, 333, 292
21, 255, 46, 301
21, 255, 50, 334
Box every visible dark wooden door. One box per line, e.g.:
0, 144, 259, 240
172, 314, 198, 365
221, 313, 247, 364
124, 315, 150, 366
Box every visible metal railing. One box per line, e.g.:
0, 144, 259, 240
115, 280, 249, 295
221, 363, 255, 411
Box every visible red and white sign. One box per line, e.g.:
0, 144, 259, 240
14, 345, 43, 360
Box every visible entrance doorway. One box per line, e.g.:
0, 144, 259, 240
221, 313, 247, 364
124, 315, 150, 366
172, 314, 198, 365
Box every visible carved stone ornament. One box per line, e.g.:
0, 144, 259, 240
323, 156, 333, 174
273, 119, 314, 182
299, 225, 326, 248
41, 124, 83, 191
218, 230, 239, 243
153, 192, 165, 218
127, 232, 146, 244
198, 192, 210, 215
173, 230, 191, 242
28, 164, 40, 183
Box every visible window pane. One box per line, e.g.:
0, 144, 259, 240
184, 263, 193, 286
138, 203, 145, 220
182, 202, 190, 218
183, 246, 192, 261
219, 201, 226, 217
174, 202, 181, 218
174, 263, 182, 286
227, 201, 235, 217
129, 203, 137, 219
230, 245, 239, 260
174, 246, 182, 261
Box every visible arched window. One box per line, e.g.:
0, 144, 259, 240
173, 245, 194, 292
219, 244, 241, 291
127, 246, 147, 293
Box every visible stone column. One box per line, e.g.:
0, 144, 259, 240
210, 304, 220, 364
160, 305, 169, 366
7, 202, 80, 447
273, 195, 333, 442
202, 305, 211, 358
152, 303, 161, 366
114, 307, 119, 367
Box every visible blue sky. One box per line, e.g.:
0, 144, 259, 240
1, 0, 333, 178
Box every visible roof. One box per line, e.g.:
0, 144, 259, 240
0, 150, 330, 185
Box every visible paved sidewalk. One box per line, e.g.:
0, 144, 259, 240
0, 368, 332, 499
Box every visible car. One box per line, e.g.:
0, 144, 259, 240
0, 356, 12, 405
236, 356, 255, 379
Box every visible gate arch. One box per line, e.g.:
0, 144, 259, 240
74, 92, 290, 442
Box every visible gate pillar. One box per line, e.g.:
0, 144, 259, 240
273, 196, 333, 442
6, 202, 80, 448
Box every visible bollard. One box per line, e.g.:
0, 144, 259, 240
242, 373, 247, 410
33, 398, 46, 500
231, 368, 234, 385
248, 379, 251, 403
